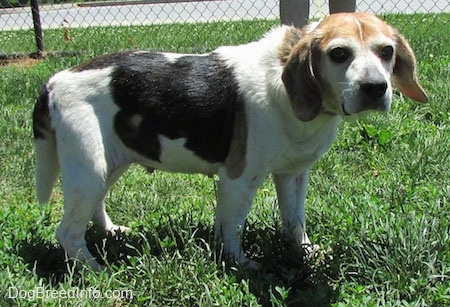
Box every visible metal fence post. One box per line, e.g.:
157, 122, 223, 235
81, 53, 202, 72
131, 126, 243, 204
30, 0, 45, 57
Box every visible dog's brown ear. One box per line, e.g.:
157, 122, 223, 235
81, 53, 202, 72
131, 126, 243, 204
392, 32, 428, 103
282, 37, 322, 122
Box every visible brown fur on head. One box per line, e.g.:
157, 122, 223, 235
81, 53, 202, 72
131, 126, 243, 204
281, 13, 428, 122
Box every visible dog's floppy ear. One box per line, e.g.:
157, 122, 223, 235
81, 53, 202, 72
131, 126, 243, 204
392, 31, 428, 103
282, 37, 322, 122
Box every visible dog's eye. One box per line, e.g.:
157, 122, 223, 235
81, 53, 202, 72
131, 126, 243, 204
381, 46, 394, 61
329, 47, 351, 63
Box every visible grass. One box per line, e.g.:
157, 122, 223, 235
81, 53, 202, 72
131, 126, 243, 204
0, 13, 449, 306
0, 19, 278, 58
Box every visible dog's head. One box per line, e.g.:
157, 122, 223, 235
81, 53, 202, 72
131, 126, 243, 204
281, 12, 428, 122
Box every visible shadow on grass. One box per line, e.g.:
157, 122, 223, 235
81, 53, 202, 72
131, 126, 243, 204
18, 222, 343, 306
238, 224, 343, 306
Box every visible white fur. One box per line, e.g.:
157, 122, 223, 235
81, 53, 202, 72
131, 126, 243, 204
162, 51, 208, 63
157, 136, 221, 174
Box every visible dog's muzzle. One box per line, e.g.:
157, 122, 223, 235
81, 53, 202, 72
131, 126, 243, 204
360, 82, 388, 100
357, 81, 390, 113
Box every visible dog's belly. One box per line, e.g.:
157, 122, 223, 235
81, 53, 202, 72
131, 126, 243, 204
139, 135, 221, 175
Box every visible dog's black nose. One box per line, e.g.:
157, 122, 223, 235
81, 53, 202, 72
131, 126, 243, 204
360, 82, 388, 99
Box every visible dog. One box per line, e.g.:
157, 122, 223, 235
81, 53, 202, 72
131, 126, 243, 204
33, 12, 427, 270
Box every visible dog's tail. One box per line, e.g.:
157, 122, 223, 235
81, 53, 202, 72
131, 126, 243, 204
33, 85, 59, 205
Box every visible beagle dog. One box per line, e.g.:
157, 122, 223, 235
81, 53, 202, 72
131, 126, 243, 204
33, 13, 427, 270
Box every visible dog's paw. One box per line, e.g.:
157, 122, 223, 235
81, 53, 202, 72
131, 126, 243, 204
301, 242, 331, 266
85, 258, 108, 272
241, 259, 262, 270
302, 242, 321, 257
225, 257, 262, 271
217, 249, 262, 270
107, 225, 130, 236
69, 254, 107, 272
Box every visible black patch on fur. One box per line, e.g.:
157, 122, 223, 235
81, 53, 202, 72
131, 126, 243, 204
33, 86, 51, 139
106, 52, 243, 163
71, 52, 135, 72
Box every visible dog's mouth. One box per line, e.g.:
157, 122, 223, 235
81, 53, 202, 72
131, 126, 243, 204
342, 104, 351, 116
341, 98, 390, 117
340, 102, 373, 122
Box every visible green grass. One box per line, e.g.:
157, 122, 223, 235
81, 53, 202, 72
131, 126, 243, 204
0, 19, 278, 58
1, 14, 449, 306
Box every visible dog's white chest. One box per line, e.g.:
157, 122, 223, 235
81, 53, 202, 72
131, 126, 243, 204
271, 115, 340, 174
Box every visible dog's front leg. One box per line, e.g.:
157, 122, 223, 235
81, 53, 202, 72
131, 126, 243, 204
214, 168, 263, 268
273, 171, 311, 250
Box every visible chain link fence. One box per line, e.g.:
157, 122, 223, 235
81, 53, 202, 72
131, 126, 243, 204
0, 0, 449, 57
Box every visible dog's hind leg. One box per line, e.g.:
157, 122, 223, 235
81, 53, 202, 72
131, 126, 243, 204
56, 159, 109, 271
91, 165, 131, 235
92, 202, 130, 236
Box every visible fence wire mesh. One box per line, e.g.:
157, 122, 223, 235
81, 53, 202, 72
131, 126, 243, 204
0, 0, 449, 56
